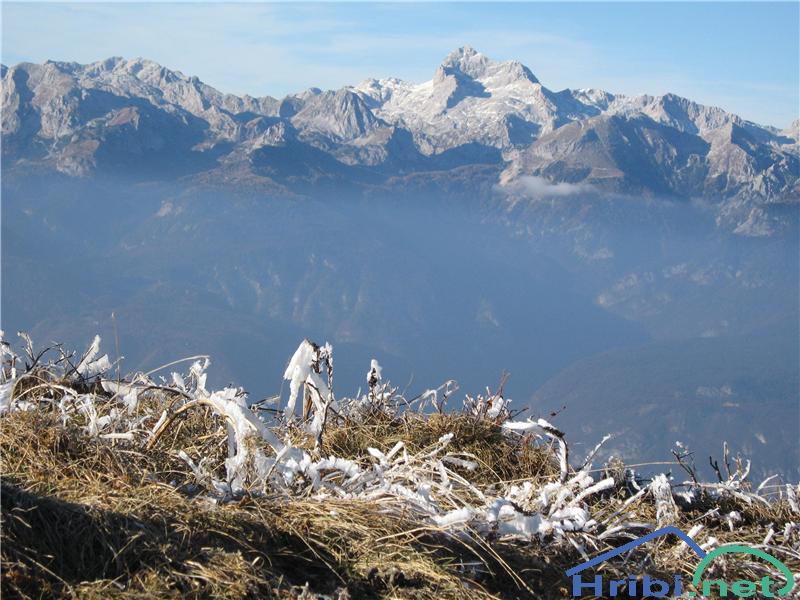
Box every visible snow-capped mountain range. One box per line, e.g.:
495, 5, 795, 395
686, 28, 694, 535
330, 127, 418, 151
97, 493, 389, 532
2, 46, 798, 230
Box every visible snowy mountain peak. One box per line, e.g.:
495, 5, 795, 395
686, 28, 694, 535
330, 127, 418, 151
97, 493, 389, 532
440, 45, 488, 77
439, 46, 539, 85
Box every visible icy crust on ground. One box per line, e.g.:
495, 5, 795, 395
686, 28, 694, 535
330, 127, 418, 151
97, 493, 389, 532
1, 331, 798, 554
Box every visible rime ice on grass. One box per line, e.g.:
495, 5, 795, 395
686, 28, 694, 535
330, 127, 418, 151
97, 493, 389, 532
1, 332, 797, 590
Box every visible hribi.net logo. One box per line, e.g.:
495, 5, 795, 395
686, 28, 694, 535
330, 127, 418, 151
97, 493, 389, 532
567, 526, 795, 598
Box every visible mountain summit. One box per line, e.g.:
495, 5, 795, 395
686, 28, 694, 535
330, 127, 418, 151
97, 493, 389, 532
439, 45, 540, 85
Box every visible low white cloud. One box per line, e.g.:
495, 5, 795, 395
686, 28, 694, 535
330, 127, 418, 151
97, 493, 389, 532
506, 176, 591, 199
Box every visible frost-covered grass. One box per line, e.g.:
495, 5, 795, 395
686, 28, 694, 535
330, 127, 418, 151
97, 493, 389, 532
1, 333, 798, 599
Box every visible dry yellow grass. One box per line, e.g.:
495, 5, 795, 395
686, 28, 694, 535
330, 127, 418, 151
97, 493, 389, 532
1, 407, 559, 599
1, 367, 798, 599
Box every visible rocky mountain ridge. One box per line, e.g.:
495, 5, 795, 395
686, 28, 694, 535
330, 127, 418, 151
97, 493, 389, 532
2, 47, 798, 233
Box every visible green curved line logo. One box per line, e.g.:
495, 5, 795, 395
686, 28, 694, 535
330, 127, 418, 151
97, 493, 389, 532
692, 545, 794, 597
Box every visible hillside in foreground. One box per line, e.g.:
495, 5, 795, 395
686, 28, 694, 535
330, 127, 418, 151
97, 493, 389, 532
1, 333, 798, 599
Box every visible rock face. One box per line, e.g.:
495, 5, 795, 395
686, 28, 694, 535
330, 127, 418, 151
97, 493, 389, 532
2, 47, 798, 229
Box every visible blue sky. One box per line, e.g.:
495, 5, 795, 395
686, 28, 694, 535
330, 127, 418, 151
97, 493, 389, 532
2, 2, 798, 127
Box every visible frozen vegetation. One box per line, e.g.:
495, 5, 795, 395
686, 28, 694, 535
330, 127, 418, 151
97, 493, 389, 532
1, 332, 798, 598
